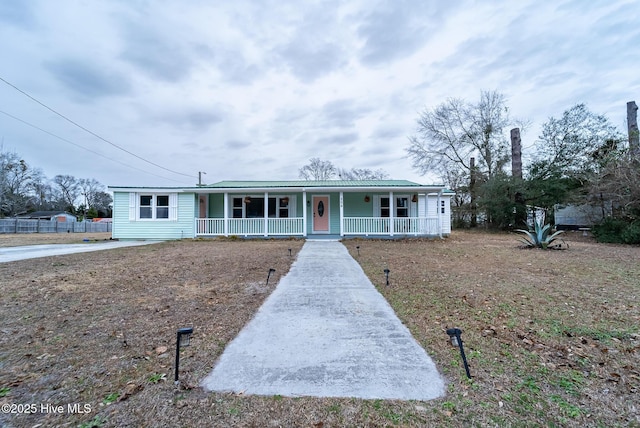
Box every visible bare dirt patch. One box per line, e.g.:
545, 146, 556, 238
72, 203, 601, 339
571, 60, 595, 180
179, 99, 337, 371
0, 232, 638, 427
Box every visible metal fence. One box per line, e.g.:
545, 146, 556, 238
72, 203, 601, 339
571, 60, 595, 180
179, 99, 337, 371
0, 219, 112, 234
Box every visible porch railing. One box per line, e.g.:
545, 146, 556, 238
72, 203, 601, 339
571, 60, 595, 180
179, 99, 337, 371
342, 217, 439, 236
196, 216, 439, 237
195, 218, 304, 236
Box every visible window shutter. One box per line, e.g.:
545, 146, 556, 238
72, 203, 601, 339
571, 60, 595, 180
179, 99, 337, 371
129, 193, 137, 221
169, 193, 178, 220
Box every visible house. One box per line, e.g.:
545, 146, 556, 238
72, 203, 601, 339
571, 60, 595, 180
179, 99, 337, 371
108, 180, 454, 240
16, 211, 77, 222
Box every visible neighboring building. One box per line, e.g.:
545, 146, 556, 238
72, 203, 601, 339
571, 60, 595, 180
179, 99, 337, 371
109, 180, 454, 240
16, 211, 77, 222
554, 203, 612, 230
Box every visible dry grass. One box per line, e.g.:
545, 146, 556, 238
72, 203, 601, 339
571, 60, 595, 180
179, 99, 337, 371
0, 231, 638, 427
0, 232, 113, 247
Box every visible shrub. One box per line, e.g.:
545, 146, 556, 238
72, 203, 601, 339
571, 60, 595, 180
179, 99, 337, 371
592, 218, 640, 244
516, 218, 566, 249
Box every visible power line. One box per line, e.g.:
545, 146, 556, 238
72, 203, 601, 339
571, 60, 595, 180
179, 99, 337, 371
0, 109, 190, 183
0, 75, 195, 178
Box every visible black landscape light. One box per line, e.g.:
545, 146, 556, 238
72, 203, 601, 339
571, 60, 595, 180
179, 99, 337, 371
384, 268, 390, 286
175, 327, 193, 384
288, 248, 292, 257
266, 268, 276, 285
446, 328, 472, 379
356, 245, 360, 256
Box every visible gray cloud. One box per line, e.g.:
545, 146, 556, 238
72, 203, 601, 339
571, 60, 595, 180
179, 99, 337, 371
277, 40, 348, 82
118, 21, 194, 82
44, 58, 132, 100
225, 139, 252, 150
321, 99, 371, 128
0, 1, 35, 28
272, 3, 351, 82
211, 48, 263, 85
163, 109, 224, 132
317, 132, 359, 145
356, 1, 457, 66
371, 126, 404, 140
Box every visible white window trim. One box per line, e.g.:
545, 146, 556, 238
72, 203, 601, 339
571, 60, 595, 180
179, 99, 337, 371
129, 192, 178, 221
374, 194, 413, 217
228, 195, 296, 218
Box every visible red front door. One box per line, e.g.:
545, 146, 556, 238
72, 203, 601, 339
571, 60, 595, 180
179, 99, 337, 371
312, 196, 329, 232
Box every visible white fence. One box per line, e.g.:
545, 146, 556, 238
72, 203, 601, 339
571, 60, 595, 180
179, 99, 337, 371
0, 219, 112, 234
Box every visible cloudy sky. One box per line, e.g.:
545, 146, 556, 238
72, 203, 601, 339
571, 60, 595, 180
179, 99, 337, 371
1, 0, 638, 189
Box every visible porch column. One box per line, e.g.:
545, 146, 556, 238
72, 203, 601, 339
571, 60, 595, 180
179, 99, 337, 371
339, 191, 344, 236
389, 191, 394, 237
223, 192, 229, 236
264, 192, 269, 237
302, 190, 307, 237
438, 189, 443, 238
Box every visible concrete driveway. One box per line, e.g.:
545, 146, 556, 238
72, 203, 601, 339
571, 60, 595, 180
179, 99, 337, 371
0, 240, 160, 263
201, 240, 445, 400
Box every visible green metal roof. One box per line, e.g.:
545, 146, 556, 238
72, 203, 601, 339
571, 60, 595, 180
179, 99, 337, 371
205, 180, 434, 188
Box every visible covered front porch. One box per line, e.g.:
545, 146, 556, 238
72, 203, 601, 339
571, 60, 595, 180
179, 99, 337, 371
194, 186, 446, 238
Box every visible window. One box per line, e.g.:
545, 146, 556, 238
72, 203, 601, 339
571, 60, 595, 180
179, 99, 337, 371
232, 198, 243, 218
279, 198, 289, 218
380, 197, 390, 217
231, 196, 293, 218
135, 194, 175, 220
396, 197, 409, 217
441, 200, 446, 214
156, 195, 169, 219
378, 195, 411, 217
139, 195, 152, 219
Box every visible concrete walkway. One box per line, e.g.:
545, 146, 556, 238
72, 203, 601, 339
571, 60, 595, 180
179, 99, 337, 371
201, 240, 445, 400
0, 240, 160, 263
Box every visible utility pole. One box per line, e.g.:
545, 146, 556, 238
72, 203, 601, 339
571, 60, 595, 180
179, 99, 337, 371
198, 171, 207, 186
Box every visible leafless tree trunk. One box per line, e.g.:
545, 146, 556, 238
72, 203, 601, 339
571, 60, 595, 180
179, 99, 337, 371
470, 157, 477, 227
628, 101, 639, 158
511, 128, 522, 179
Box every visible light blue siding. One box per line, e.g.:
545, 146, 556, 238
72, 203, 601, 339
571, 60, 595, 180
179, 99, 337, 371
113, 192, 196, 240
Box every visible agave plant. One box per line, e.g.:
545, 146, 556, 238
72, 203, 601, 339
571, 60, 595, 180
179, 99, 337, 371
516, 218, 566, 249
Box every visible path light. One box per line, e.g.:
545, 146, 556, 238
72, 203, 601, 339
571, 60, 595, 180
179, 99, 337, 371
356, 246, 360, 256
175, 327, 193, 384
288, 248, 292, 257
266, 268, 276, 285
384, 268, 390, 286
446, 328, 472, 379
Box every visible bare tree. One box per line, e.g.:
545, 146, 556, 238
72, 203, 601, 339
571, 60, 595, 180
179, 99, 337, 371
531, 104, 622, 181
406, 90, 511, 181
338, 167, 389, 180
78, 178, 104, 210
299, 158, 337, 180
52, 174, 80, 213
0, 151, 35, 216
